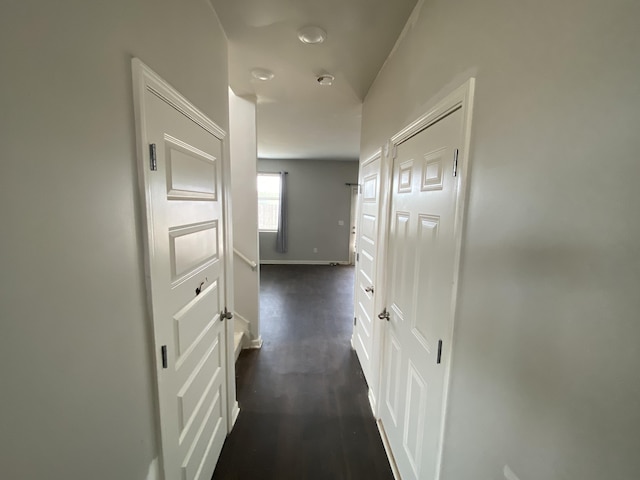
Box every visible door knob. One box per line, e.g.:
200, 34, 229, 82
378, 309, 390, 321
365, 286, 374, 294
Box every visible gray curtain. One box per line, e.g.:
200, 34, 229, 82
276, 171, 288, 253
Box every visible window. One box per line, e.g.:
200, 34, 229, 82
257, 173, 281, 232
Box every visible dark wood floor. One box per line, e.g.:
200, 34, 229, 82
212, 265, 394, 480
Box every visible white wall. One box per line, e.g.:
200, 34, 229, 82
258, 159, 359, 263
229, 91, 260, 341
0, 1, 228, 479
362, 0, 640, 479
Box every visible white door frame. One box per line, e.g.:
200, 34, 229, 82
349, 185, 359, 265
131, 58, 239, 477
353, 149, 387, 414
375, 78, 475, 479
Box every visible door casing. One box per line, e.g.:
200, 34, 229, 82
131, 58, 239, 478
352, 151, 379, 408
371, 78, 475, 479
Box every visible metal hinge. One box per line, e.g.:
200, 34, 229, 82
149, 143, 157, 171
161, 345, 168, 369
356, 252, 360, 262
437, 340, 443, 364
354, 317, 357, 326
452, 149, 459, 177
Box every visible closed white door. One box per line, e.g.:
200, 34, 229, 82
379, 107, 464, 480
353, 154, 382, 390
135, 63, 229, 480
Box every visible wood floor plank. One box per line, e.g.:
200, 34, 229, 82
212, 265, 394, 480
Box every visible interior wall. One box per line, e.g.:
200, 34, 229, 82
229, 91, 260, 340
258, 159, 358, 263
362, 0, 640, 479
0, 1, 228, 479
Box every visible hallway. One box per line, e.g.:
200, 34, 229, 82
212, 265, 394, 479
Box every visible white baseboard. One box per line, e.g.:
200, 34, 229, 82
245, 336, 263, 349
231, 401, 240, 429
233, 311, 251, 331
146, 458, 159, 480
233, 331, 244, 361
368, 389, 377, 416
260, 260, 351, 265
377, 419, 401, 480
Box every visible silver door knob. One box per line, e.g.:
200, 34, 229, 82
378, 309, 390, 321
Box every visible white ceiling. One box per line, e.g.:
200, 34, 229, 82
210, 0, 418, 160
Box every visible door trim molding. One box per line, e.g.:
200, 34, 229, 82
354, 148, 388, 420
385, 77, 476, 480
377, 419, 401, 480
361, 148, 382, 167
131, 58, 237, 478
133, 59, 226, 140
390, 79, 473, 147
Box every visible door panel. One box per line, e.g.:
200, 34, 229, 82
143, 87, 228, 480
384, 331, 402, 426
390, 211, 411, 319
379, 107, 463, 480
353, 155, 382, 389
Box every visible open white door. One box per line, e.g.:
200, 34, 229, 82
378, 80, 474, 480
132, 59, 232, 480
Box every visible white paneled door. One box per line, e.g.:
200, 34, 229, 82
353, 153, 382, 392
379, 105, 466, 480
133, 61, 229, 480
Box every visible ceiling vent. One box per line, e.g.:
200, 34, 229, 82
316, 74, 335, 86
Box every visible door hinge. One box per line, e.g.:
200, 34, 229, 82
356, 252, 360, 262
354, 317, 357, 326
392, 144, 398, 159
452, 149, 459, 177
149, 143, 157, 171
161, 345, 168, 369
437, 340, 443, 364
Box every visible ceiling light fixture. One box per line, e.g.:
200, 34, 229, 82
298, 25, 327, 44
317, 74, 335, 86
251, 68, 275, 81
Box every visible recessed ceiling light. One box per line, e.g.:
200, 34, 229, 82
317, 74, 335, 86
298, 25, 327, 44
251, 68, 275, 81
